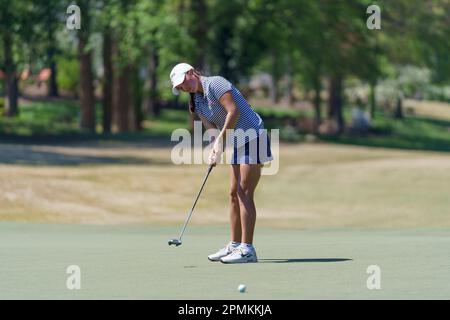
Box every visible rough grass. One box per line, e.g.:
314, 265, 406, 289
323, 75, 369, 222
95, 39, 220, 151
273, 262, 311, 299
0, 142, 449, 228
0, 99, 449, 228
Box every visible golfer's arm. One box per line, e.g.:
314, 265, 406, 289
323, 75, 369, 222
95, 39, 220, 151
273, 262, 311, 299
218, 91, 240, 143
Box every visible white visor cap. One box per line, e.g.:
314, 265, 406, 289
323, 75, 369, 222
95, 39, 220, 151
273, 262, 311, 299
170, 63, 194, 95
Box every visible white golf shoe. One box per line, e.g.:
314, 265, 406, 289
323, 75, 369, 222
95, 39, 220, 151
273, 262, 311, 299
220, 246, 258, 264
208, 242, 240, 262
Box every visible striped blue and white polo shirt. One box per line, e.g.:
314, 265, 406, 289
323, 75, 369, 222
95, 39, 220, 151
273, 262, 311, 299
194, 76, 264, 147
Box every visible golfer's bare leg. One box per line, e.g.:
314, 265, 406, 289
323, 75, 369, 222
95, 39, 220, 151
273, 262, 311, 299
230, 164, 242, 242
238, 164, 261, 245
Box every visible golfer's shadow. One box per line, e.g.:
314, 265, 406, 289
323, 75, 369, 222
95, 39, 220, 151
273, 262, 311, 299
259, 258, 352, 264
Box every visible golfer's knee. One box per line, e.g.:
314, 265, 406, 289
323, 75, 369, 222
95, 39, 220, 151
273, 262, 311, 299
238, 182, 253, 199
230, 187, 239, 203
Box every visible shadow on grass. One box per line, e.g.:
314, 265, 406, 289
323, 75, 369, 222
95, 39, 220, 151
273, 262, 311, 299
259, 258, 353, 264
321, 134, 450, 153
0, 100, 184, 148
321, 115, 450, 153
0, 132, 175, 148
0, 145, 172, 166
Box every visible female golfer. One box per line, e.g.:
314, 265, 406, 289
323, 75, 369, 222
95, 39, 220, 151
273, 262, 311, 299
169, 63, 272, 264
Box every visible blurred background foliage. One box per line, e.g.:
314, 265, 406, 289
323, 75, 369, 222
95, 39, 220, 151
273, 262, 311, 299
0, 0, 449, 151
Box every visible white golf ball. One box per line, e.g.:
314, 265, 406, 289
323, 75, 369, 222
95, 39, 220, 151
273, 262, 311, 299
238, 284, 246, 293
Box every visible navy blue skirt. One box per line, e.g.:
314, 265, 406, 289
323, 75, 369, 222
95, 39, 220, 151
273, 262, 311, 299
231, 130, 273, 165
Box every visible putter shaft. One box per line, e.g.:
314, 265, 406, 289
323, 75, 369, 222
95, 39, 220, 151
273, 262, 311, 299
177, 165, 213, 242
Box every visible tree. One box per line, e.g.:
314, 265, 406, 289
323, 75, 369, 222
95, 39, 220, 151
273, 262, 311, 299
77, 0, 96, 132
376, 0, 444, 118
36, 0, 63, 97
167, 0, 209, 130
317, 0, 378, 134
134, 0, 177, 118
0, 1, 35, 117
289, 0, 327, 131
2, 25, 18, 117
102, 28, 113, 133
99, 0, 115, 133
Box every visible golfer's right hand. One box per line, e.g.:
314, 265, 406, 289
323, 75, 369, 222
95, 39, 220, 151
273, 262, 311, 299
208, 150, 219, 166
208, 141, 222, 166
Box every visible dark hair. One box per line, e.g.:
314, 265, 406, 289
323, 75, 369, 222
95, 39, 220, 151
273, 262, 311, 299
189, 93, 196, 114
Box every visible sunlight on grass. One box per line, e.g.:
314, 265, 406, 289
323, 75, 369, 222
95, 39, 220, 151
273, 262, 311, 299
0, 142, 449, 228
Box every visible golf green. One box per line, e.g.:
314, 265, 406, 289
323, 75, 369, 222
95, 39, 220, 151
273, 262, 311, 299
0, 222, 449, 299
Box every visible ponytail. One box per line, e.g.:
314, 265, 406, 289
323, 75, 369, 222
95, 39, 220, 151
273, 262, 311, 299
189, 93, 196, 114
188, 68, 202, 114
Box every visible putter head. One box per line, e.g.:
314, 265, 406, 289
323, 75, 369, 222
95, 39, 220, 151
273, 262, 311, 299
168, 239, 182, 246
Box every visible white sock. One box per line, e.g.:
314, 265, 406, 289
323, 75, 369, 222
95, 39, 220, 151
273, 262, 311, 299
229, 241, 240, 247
240, 243, 254, 251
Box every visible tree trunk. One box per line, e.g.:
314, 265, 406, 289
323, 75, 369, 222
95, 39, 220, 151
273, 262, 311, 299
269, 50, 280, 104
114, 63, 131, 133
328, 74, 344, 134
78, 37, 96, 131
394, 96, 403, 119
112, 41, 120, 132
192, 0, 207, 70
131, 64, 143, 131
102, 31, 113, 133
3, 32, 18, 117
285, 54, 294, 106
369, 80, 376, 120
117, 68, 130, 132
144, 47, 160, 117
48, 52, 59, 97
77, 0, 95, 131
313, 75, 322, 134
185, 0, 207, 132
127, 66, 136, 132
47, 28, 58, 97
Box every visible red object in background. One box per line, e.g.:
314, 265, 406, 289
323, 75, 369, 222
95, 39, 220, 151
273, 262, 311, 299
0, 70, 4, 79
37, 68, 51, 82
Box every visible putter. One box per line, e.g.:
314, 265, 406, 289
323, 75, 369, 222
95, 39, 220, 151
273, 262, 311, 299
168, 164, 214, 247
